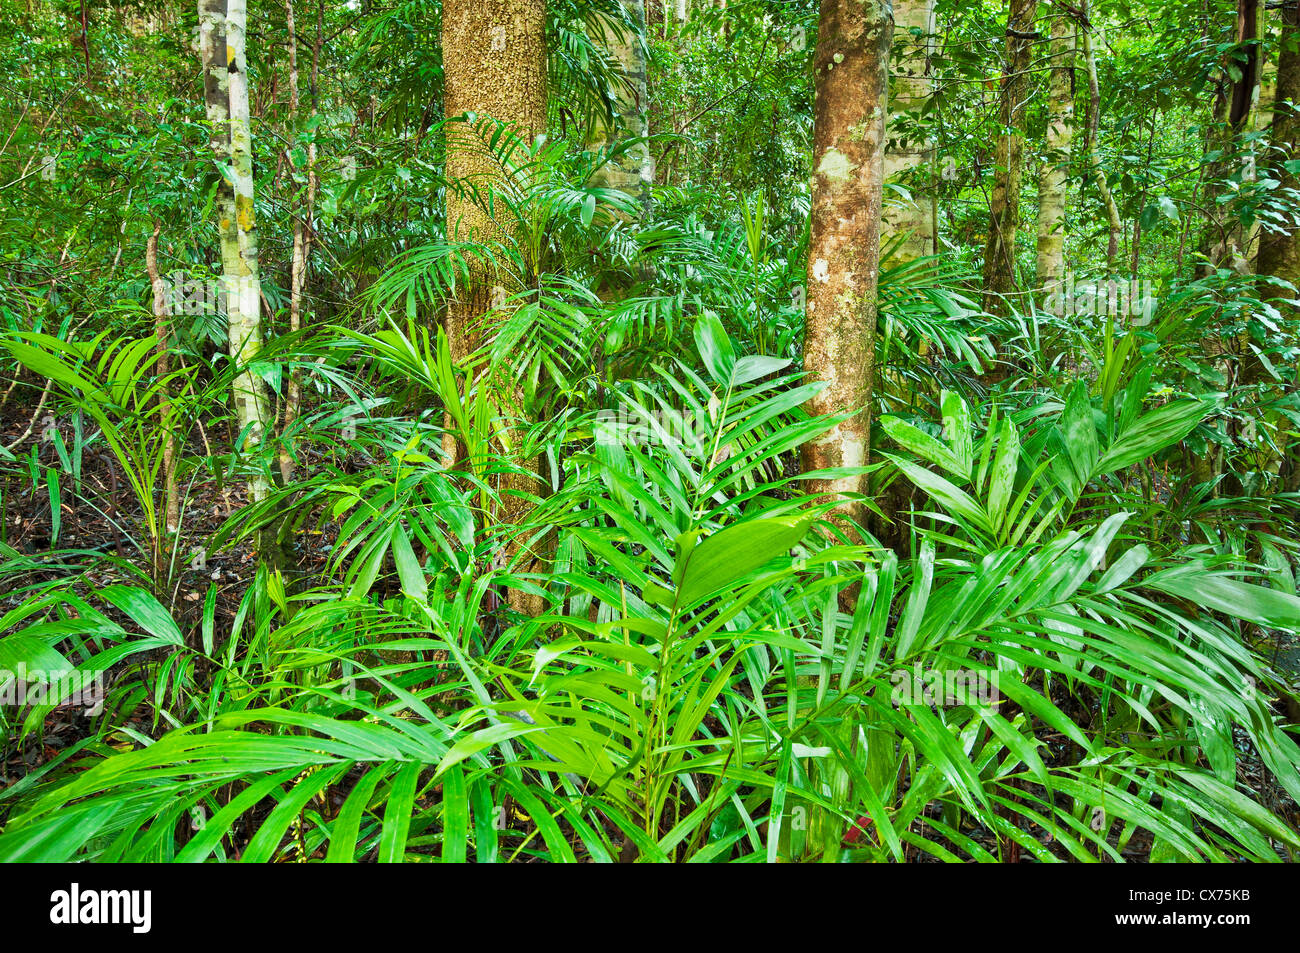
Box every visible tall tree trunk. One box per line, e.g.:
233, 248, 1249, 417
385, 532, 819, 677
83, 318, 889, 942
1036, 9, 1073, 295
881, 0, 935, 262
1230, 0, 1262, 130
981, 0, 1037, 317
197, 0, 234, 308
442, 0, 547, 368
1259, 2, 1300, 284
1201, 0, 1262, 272
589, 0, 652, 216
1081, 3, 1121, 271
279, 0, 316, 486
1259, 0, 1300, 491
800, 0, 891, 526
442, 0, 549, 614
1196, 0, 1263, 494
877, 0, 933, 543
199, 0, 270, 505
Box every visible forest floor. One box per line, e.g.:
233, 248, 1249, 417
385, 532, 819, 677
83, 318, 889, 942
2, 393, 1297, 862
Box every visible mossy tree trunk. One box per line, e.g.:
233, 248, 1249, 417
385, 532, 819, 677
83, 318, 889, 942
199, 0, 271, 511
590, 0, 652, 216
1201, 0, 1262, 273
1259, 0, 1300, 491
881, 0, 935, 263
800, 0, 891, 528
1036, 10, 1073, 296
1081, 2, 1122, 272
981, 0, 1037, 318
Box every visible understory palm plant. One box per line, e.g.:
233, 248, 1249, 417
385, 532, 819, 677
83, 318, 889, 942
1, 316, 1297, 863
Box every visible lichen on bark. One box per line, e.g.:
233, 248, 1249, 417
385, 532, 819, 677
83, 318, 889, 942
800, 0, 892, 525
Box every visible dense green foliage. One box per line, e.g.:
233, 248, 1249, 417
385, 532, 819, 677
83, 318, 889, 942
0, 0, 1297, 863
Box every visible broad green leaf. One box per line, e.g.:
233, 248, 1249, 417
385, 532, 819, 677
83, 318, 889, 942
1096, 400, 1207, 474
880, 415, 968, 478
677, 514, 814, 606
693, 311, 735, 385
1146, 567, 1300, 630
97, 586, 184, 645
